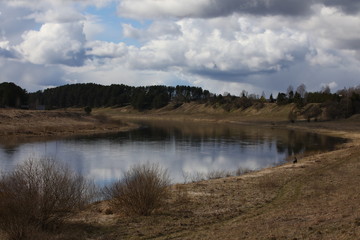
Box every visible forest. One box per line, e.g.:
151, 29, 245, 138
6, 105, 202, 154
1, 82, 360, 120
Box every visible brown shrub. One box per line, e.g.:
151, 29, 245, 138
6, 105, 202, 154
0, 158, 96, 240
104, 163, 170, 216
206, 170, 232, 180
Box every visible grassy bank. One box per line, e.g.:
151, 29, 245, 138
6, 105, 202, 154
0, 108, 137, 141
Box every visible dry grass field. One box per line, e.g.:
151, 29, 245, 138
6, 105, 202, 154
0, 105, 359, 239
0, 108, 136, 146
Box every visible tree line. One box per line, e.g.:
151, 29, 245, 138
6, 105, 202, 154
275, 84, 360, 120
27, 84, 208, 110
1, 81, 360, 120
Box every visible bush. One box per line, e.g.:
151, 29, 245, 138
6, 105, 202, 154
104, 163, 170, 216
0, 158, 96, 240
206, 170, 231, 180
84, 106, 92, 115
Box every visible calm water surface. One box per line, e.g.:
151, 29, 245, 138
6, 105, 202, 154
0, 121, 346, 185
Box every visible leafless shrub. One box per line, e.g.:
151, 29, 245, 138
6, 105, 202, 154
182, 171, 206, 183
183, 168, 254, 183
206, 170, 232, 180
0, 158, 96, 240
104, 163, 170, 216
235, 167, 253, 176
189, 172, 206, 183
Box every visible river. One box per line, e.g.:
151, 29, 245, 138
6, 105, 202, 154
0, 121, 346, 185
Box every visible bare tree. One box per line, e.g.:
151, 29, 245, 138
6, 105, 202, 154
322, 85, 331, 94
296, 83, 307, 98
286, 85, 294, 96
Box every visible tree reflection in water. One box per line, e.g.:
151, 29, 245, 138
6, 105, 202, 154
0, 121, 346, 185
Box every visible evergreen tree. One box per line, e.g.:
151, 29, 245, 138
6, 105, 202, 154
0, 82, 28, 108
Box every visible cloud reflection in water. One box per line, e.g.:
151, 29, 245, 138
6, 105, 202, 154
0, 122, 345, 185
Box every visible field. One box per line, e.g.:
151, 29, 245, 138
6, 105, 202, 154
0, 104, 359, 239
0, 108, 137, 147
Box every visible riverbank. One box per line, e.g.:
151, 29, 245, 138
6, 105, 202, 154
1, 107, 359, 239
64, 108, 358, 239
62, 118, 359, 240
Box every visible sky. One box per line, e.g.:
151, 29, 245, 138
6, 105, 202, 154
0, 0, 359, 96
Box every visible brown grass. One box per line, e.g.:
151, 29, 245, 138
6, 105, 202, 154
0, 108, 135, 140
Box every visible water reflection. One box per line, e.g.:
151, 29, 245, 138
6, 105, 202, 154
0, 121, 346, 185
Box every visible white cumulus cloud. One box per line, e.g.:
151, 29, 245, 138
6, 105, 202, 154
118, 16, 309, 79
86, 41, 128, 58
123, 21, 182, 42
17, 22, 86, 66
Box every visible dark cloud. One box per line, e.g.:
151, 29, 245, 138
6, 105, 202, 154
202, 0, 315, 18
201, 0, 360, 18
337, 39, 360, 50
119, 0, 360, 19
190, 68, 277, 82
324, 0, 360, 14
58, 49, 86, 67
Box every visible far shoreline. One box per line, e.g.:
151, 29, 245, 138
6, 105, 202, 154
0, 106, 357, 147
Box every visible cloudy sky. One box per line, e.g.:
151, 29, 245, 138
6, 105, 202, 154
0, 0, 359, 95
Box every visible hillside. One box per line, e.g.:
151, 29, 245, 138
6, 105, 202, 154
95, 102, 296, 123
